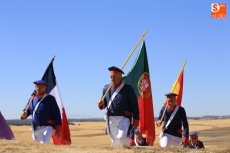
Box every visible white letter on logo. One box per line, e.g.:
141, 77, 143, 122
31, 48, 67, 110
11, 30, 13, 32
211, 3, 220, 12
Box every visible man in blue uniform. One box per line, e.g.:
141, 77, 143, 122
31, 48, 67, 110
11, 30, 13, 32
98, 66, 139, 147
188, 131, 205, 149
20, 80, 62, 143
130, 128, 148, 146
156, 92, 189, 147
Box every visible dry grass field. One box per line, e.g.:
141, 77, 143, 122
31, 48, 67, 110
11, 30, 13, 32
1, 119, 230, 153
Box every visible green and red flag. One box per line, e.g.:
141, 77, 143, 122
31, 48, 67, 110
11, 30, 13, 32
124, 41, 155, 146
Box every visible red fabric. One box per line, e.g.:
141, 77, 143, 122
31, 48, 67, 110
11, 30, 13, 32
167, 105, 177, 110
110, 70, 122, 75
182, 137, 189, 145
189, 138, 200, 146
35, 84, 46, 86
47, 120, 55, 124
133, 119, 139, 127
130, 139, 135, 146
176, 70, 184, 106
52, 108, 71, 145
35, 92, 46, 98
190, 134, 198, 138
177, 128, 183, 134
138, 75, 155, 146
111, 81, 122, 88
124, 111, 132, 117
55, 125, 62, 131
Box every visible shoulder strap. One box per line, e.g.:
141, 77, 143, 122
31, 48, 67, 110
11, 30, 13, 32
164, 106, 179, 128
107, 82, 124, 109
32, 94, 48, 118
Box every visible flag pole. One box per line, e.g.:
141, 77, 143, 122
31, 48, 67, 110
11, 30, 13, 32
25, 95, 35, 112
100, 30, 148, 101
25, 56, 56, 112
158, 60, 187, 125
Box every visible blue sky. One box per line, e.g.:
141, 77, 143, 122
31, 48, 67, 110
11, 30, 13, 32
0, 1, 229, 119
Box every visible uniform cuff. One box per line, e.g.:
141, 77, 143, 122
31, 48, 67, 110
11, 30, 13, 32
182, 137, 189, 145
130, 139, 135, 146
55, 125, 62, 131
132, 119, 139, 127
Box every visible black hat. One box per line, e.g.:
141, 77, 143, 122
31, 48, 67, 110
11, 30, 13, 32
165, 92, 178, 97
108, 66, 124, 74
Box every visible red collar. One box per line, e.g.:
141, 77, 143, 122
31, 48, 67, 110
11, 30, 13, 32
189, 139, 200, 146
167, 105, 177, 110
111, 81, 122, 89
136, 138, 145, 144
36, 92, 46, 98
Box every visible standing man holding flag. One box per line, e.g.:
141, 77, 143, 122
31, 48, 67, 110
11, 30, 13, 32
98, 66, 139, 147
97, 30, 148, 147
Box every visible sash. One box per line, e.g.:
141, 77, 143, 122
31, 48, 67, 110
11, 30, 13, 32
32, 94, 48, 117
134, 139, 140, 146
107, 83, 124, 109
159, 106, 179, 138
105, 82, 124, 135
30, 94, 48, 139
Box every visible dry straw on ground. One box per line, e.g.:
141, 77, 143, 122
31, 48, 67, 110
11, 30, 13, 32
1, 119, 230, 153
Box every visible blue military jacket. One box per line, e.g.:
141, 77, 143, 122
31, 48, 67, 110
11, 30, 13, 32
103, 83, 139, 121
158, 106, 189, 138
24, 94, 62, 129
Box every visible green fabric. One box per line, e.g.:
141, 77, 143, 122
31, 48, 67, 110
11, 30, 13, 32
123, 41, 150, 97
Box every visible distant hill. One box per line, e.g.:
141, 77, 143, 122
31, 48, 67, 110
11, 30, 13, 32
6, 115, 230, 126
191, 115, 230, 120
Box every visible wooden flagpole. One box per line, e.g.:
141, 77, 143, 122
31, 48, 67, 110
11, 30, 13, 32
24, 55, 56, 112
100, 30, 148, 102
158, 60, 187, 126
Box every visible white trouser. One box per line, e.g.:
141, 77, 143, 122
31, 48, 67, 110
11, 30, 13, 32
108, 116, 130, 147
32, 126, 55, 144
160, 133, 182, 147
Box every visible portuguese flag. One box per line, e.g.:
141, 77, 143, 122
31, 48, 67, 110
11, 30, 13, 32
124, 41, 155, 146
